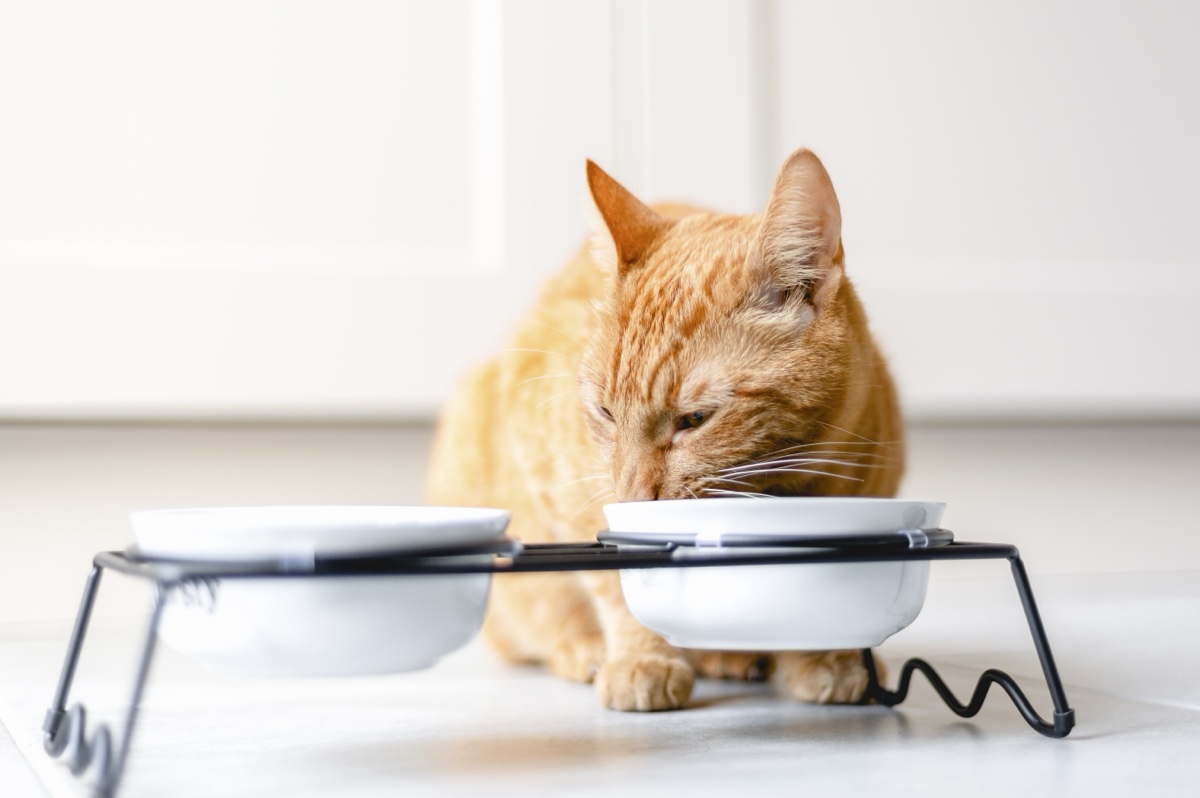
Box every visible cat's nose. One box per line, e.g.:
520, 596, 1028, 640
618, 481, 660, 502
614, 448, 664, 502
615, 462, 662, 502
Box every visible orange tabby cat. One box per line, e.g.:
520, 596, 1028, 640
427, 149, 903, 711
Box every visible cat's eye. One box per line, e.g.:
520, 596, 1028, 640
676, 410, 709, 431
597, 405, 614, 421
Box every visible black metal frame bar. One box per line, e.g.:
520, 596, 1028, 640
42, 536, 1075, 797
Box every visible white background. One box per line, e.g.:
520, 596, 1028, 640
2, 0, 1198, 421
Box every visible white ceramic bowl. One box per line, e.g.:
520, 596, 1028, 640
131, 506, 510, 676
603, 498, 945, 651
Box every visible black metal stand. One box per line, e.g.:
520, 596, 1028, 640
43, 535, 1075, 797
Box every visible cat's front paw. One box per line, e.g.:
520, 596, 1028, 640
686, 650, 774, 682
778, 649, 880, 704
594, 655, 694, 711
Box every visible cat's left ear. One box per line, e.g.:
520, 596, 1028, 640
753, 148, 844, 312
586, 160, 670, 277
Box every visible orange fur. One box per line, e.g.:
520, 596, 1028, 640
427, 149, 904, 711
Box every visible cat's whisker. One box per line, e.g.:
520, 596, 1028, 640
726, 467, 869, 483
535, 388, 581, 410
787, 453, 892, 465
719, 457, 887, 476
586, 455, 609, 474
526, 317, 590, 351
574, 483, 614, 510
787, 448, 893, 460
812, 421, 900, 452
747, 441, 896, 461
773, 439, 889, 449
700, 487, 774, 499
698, 474, 760, 490
728, 444, 893, 471
720, 448, 892, 468
552, 474, 610, 492
721, 464, 887, 481
740, 446, 886, 461
733, 466, 866, 484
568, 485, 617, 523
498, 348, 603, 383
515, 373, 576, 389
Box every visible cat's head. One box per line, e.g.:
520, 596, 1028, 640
580, 149, 891, 502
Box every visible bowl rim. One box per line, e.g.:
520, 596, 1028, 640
130, 504, 512, 561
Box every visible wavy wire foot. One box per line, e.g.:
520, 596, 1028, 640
857, 553, 1075, 739
860, 651, 1075, 738
44, 703, 114, 779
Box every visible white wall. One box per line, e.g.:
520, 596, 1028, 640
770, 0, 1200, 418
5, 1, 1195, 423
0, 1, 614, 420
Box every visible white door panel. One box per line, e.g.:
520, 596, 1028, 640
0, 0, 612, 419
3, 0, 1196, 420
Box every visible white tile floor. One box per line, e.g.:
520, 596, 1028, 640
2, 567, 1198, 798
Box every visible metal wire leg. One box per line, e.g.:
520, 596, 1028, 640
860, 554, 1075, 738
1008, 555, 1075, 737
44, 566, 104, 760
43, 565, 172, 797
100, 585, 168, 796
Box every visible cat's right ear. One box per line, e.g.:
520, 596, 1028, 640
586, 160, 669, 276
754, 149, 844, 312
